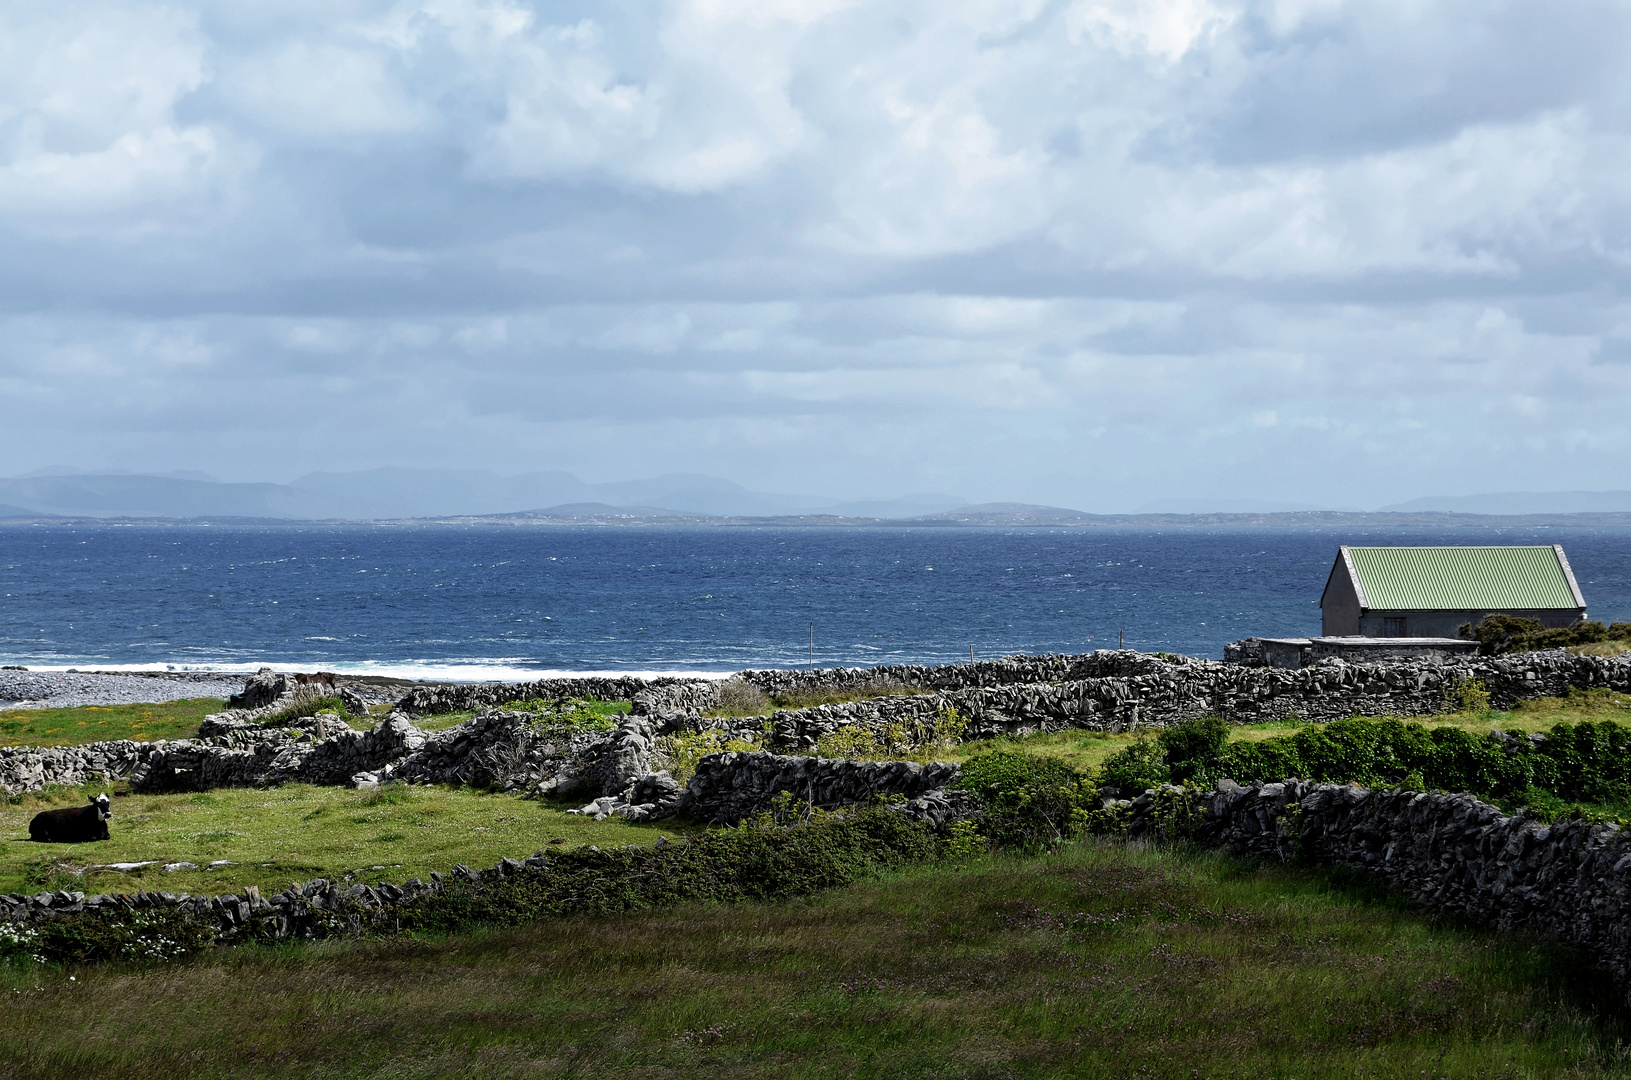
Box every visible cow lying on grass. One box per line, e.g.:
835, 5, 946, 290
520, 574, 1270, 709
29, 793, 112, 843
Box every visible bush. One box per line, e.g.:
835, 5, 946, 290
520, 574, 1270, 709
262, 694, 354, 725
505, 698, 623, 734
1446, 678, 1493, 714
813, 706, 968, 763
1158, 716, 1230, 784
0, 921, 43, 964
708, 680, 770, 718
35, 907, 216, 964
1460, 615, 1628, 655
1199, 715, 1631, 812
1096, 737, 1168, 796
657, 725, 769, 783
400, 804, 940, 932
954, 750, 1096, 849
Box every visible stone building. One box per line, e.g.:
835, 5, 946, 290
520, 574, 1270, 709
1320, 544, 1588, 638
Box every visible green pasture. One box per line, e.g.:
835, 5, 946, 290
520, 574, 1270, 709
3, 689, 1629, 898
2, 783, 697, 898
0, 698, 227, 748
3, 840, 1626, 1079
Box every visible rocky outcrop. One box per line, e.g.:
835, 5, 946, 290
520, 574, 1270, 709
227, 668, 288, 709
1121, 778, 1631, 983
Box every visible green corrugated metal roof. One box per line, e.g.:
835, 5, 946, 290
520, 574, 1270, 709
1344, 546, 1582, 611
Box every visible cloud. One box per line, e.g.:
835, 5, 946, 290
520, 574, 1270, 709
0, 0, 1629, 508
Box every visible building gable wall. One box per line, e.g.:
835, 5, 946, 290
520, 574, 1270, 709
1320, 553, 1363, 635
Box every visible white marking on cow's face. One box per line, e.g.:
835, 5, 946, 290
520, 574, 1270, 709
91, 793, 111, 819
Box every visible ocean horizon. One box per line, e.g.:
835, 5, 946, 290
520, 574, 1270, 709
4, 521, 1629, 679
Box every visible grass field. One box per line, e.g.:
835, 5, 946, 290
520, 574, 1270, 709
2, 840, 1626, 1079
1, 784, 697, 897
0, 698, 226, 748
5, 690, 1630, 899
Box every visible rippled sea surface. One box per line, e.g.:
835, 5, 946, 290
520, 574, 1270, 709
1, 522, 1627, 676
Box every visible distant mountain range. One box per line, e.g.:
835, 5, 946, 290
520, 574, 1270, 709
4, 470, 1631, 527
0, 468, 967, 521
1380, 491, 1631, 514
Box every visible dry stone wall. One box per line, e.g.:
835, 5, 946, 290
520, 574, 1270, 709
671, 751, 962, 825
1122, 778, 1631, 982
0, 854, 558, 944
7, 651, 1631, 798
710, 651, 1631, 751
396, 676, 697, 716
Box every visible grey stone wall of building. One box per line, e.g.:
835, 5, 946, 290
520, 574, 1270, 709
1122, 778, 1631, 982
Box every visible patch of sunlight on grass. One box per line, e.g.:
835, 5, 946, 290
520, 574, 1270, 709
0, 781, 701, 896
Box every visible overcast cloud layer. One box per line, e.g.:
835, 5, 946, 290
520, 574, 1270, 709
3, 0, 1630, 511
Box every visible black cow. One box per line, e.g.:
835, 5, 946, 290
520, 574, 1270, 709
29, 792, 111, 843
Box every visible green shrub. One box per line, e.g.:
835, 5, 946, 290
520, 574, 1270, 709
505, 698, 625, 733
262, 695, 353, 725
1157, 716, 1230, 783
1196, 715, 1631, 813
1095, 737, 1168, 796
658, 724, 770, 783
1446, 677, 1493, 714
35, 907, 216, 964
953, 750, 1096, 849
1460, 615, 1626, 655
813, 706, 968, 763
400, 804, 940, 932
0, 920, 43, 964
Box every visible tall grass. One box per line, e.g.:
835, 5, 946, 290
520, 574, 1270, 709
1, 842, 1625, 1078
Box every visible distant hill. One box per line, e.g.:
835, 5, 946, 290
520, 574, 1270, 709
1382, 491, 1631, 514
0, 475, 351, 519
0, 469, 967, 521
9, 471, 1631, 528
464, 504, 1631, 529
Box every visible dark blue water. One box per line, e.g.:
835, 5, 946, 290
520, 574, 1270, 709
1, 522, 1627, 676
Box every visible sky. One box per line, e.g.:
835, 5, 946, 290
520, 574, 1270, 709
3, 0, 1631, 512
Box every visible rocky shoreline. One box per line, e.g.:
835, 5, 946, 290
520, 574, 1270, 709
0, 669, 249, 709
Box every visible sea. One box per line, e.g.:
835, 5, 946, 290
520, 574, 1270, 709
1, 522, 1628, 680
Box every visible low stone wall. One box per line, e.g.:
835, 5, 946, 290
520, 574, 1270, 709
0, 751, 969, 945
1123, 778, 1631, 982
396, 676, 698, 716
673, 751, 962, 825
0, 853, 556, 943
757, 651, 1631, 750
8, 651, 1631, 797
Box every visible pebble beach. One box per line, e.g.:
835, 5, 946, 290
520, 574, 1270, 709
0, 669, 247, 710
